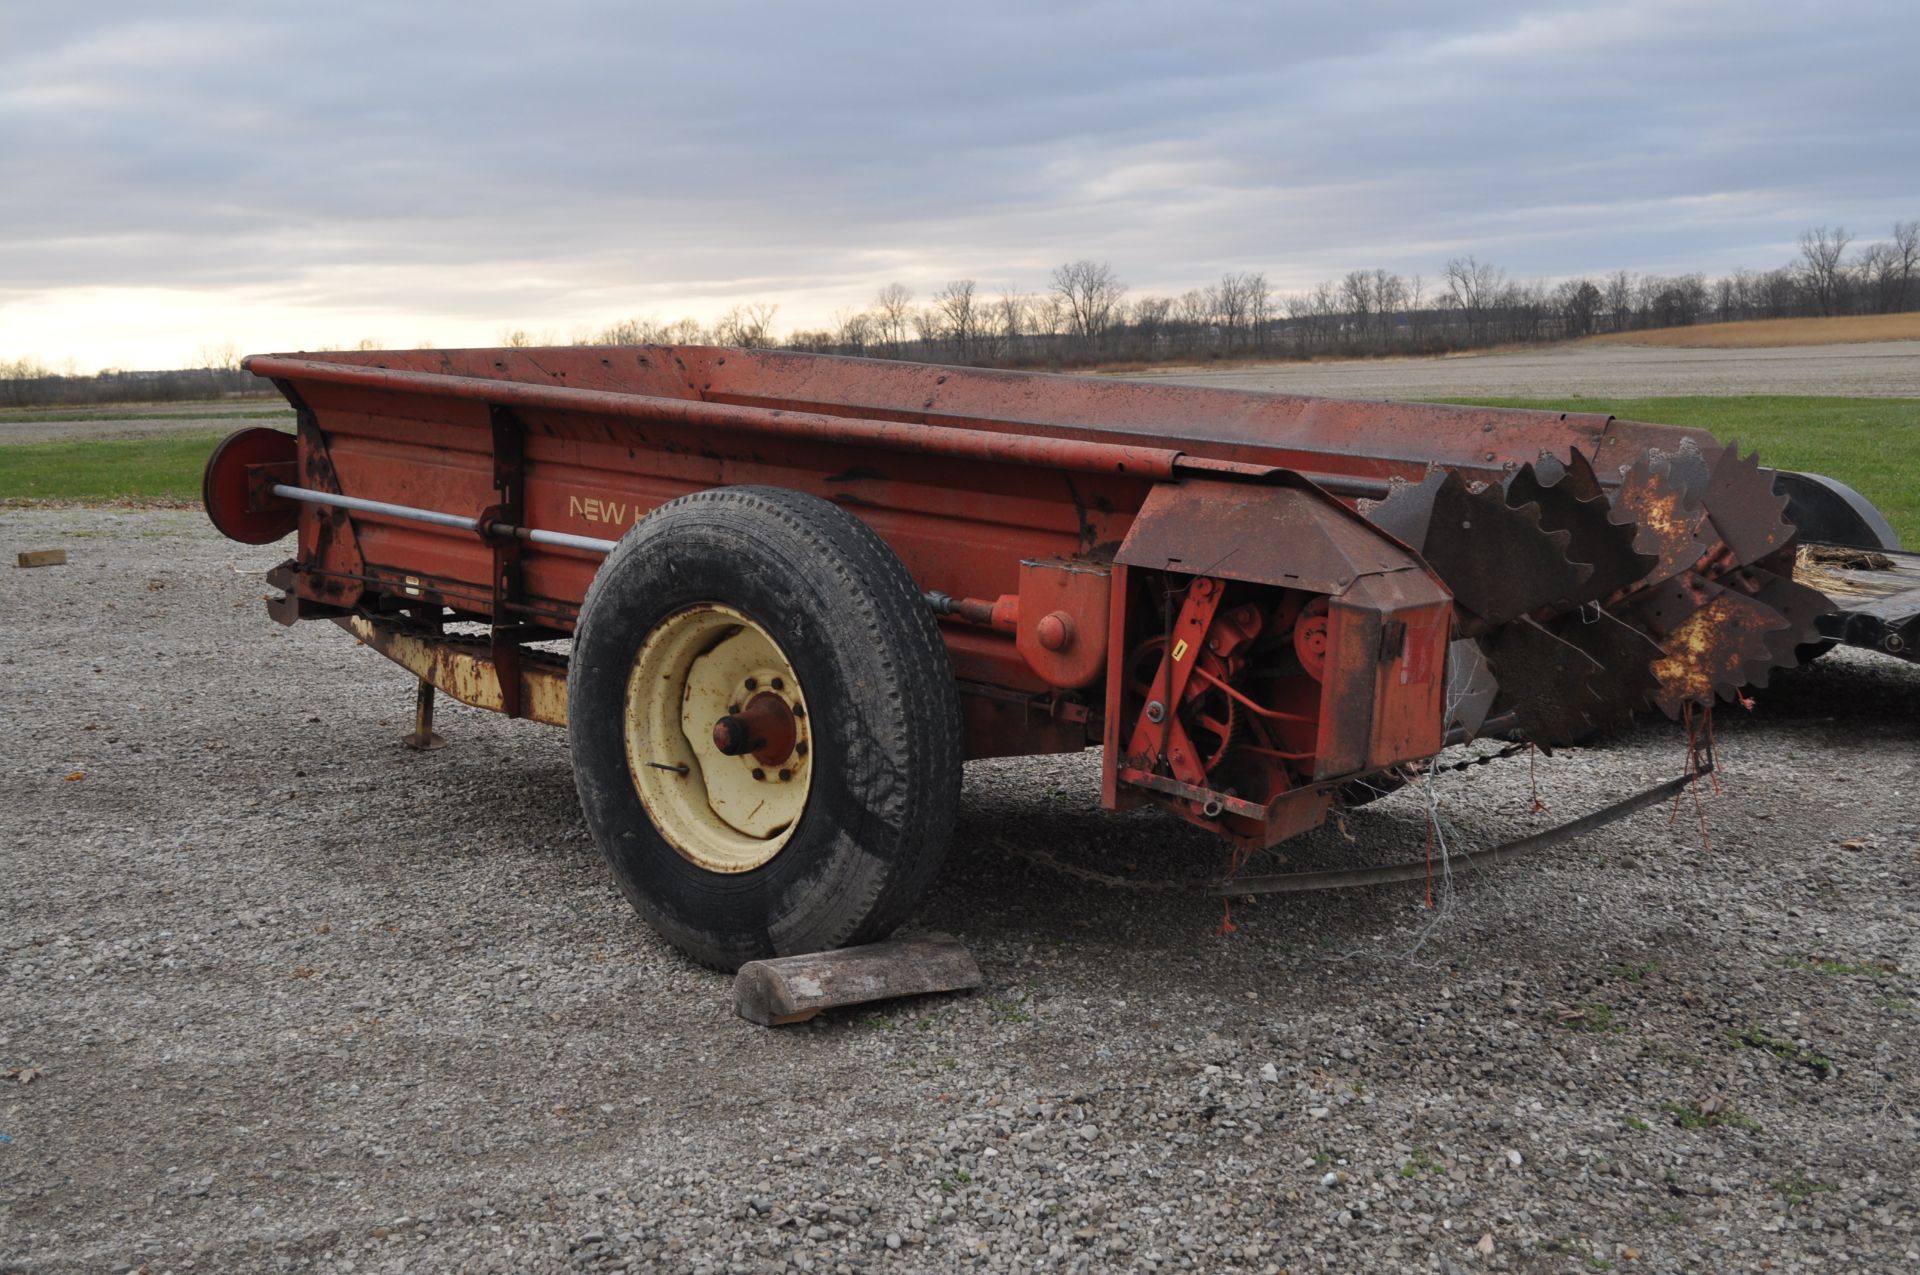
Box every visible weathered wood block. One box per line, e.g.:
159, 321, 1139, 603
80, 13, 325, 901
15, 549, 67, 568
733, 932, 982, 1026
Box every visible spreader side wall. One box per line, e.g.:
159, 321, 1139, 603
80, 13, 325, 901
290, 377, 1151, 692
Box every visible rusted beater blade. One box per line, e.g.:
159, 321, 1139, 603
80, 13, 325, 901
1701, 441, 1796, 568
1553, 608, 1663, 725
1445, 638, 1499, 740
1507, 449, 1657, 604
732, 932, 982, 1026
1725, 566, 1835, 682
1485, 615, 1608, 746
1364, 468, 1447, 548
1370, 469, 1589, 625
1645, 579, 1790, 716
1611, 446, 1710, 587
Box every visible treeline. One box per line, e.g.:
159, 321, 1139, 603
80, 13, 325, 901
7, 221, 1917, 408
0, 363, 266, 410
581, 220, 1920, 368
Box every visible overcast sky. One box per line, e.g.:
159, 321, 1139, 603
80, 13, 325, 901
3, 0, 1915, 370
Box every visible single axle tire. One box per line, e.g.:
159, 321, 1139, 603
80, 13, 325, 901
569, 485, 962, 971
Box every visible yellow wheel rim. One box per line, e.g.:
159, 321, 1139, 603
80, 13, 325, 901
624, 604, 812, 873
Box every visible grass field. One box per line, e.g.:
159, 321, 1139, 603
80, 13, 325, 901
0, 405, 288, 426
1448, 395, 1917, 543
1587, 312, 1920, 348
0, 429, 242, 504
2, 396, 1913, 543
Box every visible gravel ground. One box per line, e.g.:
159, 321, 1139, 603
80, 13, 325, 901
3, 508, 1918, 1274
1117, 341, 1920, 401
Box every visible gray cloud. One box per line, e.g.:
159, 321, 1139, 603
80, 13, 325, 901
2, 0, 1916, 362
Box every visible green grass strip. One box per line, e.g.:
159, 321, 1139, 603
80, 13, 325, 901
0, 429, 241, 503
1443, 396, 1918, 544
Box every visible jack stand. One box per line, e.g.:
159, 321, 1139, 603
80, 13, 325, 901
401, 678, 447, 751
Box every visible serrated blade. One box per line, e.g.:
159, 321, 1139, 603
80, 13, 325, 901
1611, 447, 1710, 587
1646, 580, 1791, 716
1365, 468, 1446, 549
1701, 441, 1795, 567
1726, 565, 1835, 680
1553, 608, 1663, 725
1369, 469, 1590, 625
1507, 449, 1658, 604
1485, 615, 1608, 747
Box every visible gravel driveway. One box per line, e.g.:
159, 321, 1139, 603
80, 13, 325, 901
4, 509, 1918, 1273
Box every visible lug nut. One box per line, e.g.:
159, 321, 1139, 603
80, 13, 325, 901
745, 677, 758, 690
752, 767, 766, 780
771, 677, 784, 690
778, 768, 792, 781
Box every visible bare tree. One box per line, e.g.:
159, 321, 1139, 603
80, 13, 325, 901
715, 302, 779, 348
1891, 220, 1919, 312
1131, 296, 1172, 356
933, 280, 983, 362
1555, 278, 1604, 337
1244, 272, 1273, 350
1172, 288, 1211, 352
993, 289, 1029, 354
1798, 225, 1853, 316
833, 307, 873, 353
1048, 260, 1127, 352
1442, 256, 1506, 343
196, 341, 240, 371
872, 283, 915, 354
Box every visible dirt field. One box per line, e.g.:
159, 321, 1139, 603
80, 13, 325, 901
5, 510, 1919, 1274
1588, 313, 1920, 350
1119, 340, 1920, 401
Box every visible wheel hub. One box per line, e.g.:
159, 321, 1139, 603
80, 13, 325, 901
624, 605, 812, 873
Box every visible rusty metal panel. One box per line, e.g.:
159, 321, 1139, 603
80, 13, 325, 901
1013, 557, 1112, 689
1115, 476, 1407, 591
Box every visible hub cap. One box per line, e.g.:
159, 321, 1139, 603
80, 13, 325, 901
624, 605, 812, 873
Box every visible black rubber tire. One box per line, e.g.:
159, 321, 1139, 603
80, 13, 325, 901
568, 485, 962, 971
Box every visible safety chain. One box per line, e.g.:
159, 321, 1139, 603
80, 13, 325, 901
1427, 740, 1531, 775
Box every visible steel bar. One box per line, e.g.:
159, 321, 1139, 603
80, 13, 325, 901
270, 484, 619, 554
1215, 763, 1710, 895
